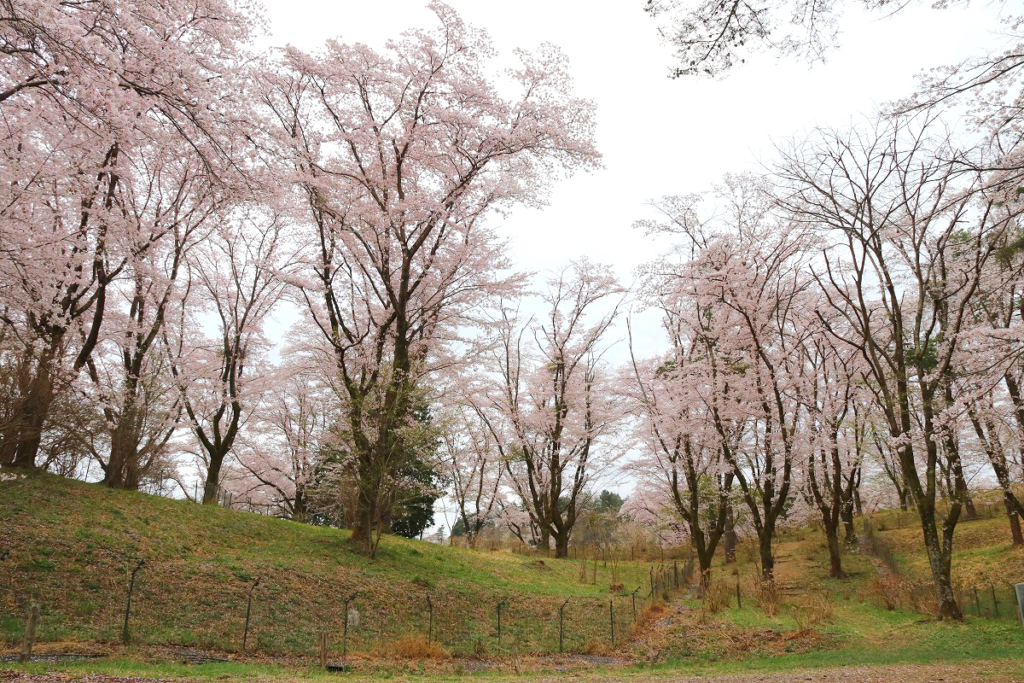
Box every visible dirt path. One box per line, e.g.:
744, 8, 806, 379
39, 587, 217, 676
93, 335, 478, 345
3, 661, 1024, 682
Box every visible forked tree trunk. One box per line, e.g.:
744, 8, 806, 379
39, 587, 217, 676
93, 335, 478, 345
0, 355, 57, 470
554, 532, 570, 559
202, 449, 229, 505
104, 397, 144, 490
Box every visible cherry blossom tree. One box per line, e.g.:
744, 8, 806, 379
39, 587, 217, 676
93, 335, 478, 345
436, 405, 505, 549
626, 312, 738, 584
799, 329, 869, 578
167, 211, 287, 504
261, 2, 599, 552
0, 0, 259, 469
775, 113, 1024, 618
82, 146, 229, 489
638, 176, 811, 582
475, 260, 626, 558
230, 353, 334, 520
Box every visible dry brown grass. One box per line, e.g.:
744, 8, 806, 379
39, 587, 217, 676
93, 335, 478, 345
385, 635, 450, 659
627, 599, 667, 638
866, 575, 936, 615
581, 639, 612, 655
702, 579, 734, 614
754, 573, 782, 616
793, 591, 834, 632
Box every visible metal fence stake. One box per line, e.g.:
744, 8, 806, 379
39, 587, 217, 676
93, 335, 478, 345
243, 577, 260, 651
426, 594, 433, 644
558, 599, 569, 653
122, 559, 145, 644
497, 599, 507, 646
609, 600, 615, 646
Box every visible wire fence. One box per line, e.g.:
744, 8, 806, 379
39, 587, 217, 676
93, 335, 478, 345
861, 518, 1023, 622
1, 550, 696, 663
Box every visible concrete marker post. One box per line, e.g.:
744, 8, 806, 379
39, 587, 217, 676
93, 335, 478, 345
1015, 584, 1024, 626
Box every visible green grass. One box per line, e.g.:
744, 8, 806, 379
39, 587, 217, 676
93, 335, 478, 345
2, 472, 1023, 681
0, 472, 653, 658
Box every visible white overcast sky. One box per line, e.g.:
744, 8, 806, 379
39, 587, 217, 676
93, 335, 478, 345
253, 1, 1017, 511
258, 1, 1017, 360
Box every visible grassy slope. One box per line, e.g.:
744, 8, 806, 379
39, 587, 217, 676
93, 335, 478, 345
2, 472, 1023, 679
636, 504, 1024, 672
0, 473, 653, 657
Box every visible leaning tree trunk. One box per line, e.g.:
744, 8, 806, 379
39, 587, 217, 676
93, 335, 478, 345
824, 521, 846, 579
202, 448, 229, 505
1005, 498, 1024, 547
0, 359, 57, 470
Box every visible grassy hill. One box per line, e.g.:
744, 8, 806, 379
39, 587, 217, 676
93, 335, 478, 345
0, 473, 656, 659
1, 472, 1023, 681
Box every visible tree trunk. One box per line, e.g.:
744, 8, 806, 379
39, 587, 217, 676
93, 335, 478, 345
953, 459, 978, 520
554, 532, 569, 559
696, 546, 715, 589
841, 504, 857, 546
1006, 496, 1024, 547
758, 532, 774, 582
202, 450, 227, 505
825, 522, 846, 579
104, 415, 143, 490
350, 495, 373, 546
292, 486, 308, 523
918, 507, 963, 620
0, 363, 56, 470
723, 504, 737, 564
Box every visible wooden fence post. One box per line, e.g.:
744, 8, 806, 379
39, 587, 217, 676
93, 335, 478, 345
19, 603, 39, 663
317, 632, 328, 668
